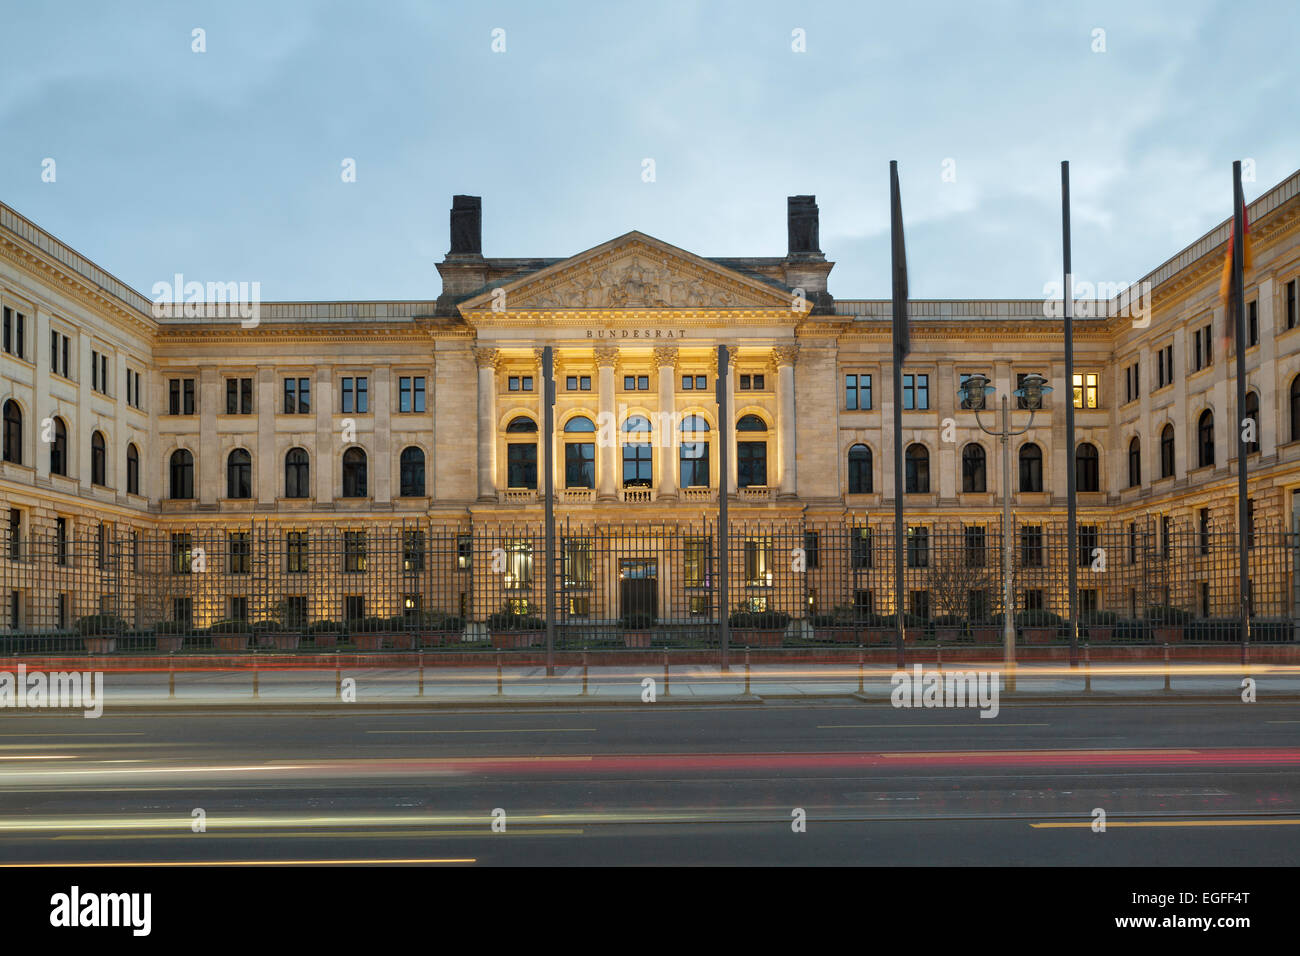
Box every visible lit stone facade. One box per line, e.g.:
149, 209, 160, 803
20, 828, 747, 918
2, 175, 1300, 629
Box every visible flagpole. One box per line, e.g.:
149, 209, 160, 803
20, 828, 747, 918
1232, 161, 1251, 659
1062, 161, 1079, 667
890, 160, 906, 670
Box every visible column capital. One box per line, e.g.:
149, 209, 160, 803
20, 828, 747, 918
773, 344, 800, 368
473, 347, 501, 370
653, 345, 679, 368
594, 346, 620, 367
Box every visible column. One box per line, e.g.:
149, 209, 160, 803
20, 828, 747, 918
655, 346, 678, 500
198, 366, 218, 504
256, 367, 276, 505
475, 347, 499, 501
314, 366, 333, 504
373, 366, 392, 505
774, 344, 798, 497
33, 308, 51, 481
725, 348, 737, 495
1257, 277, 1276, 457
596, 346, 618, 500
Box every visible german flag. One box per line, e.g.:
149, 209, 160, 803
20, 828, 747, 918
1220, 176, 1251, 349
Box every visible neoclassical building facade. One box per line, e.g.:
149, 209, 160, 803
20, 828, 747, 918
2, 174, 1300, 631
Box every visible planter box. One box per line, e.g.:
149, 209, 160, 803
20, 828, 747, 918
734, 629, 784, 647
352, 634, 389, 651
155, 636, 184, 653
490, 630, 542, 649
311, 632, 341, 648
1153, 626, 1184, 644
970, 626, 1001, 644
271, 632, 302, 651
387, 633, 416, 651
82, 637, 117, 654
815, 628, 861, 644
1023, 627, 1058, 644
934, 626, 961, 644
1086, 626, 1114, 643
623, 631, 652, 648
212, 634, 249, 651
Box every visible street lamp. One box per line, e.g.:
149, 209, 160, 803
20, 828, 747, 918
956, 372, 1052, 692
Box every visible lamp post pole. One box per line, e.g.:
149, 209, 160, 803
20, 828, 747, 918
959, 372, 1051, 697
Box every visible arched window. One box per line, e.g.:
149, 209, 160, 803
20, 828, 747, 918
737, 415, 767, 488
2, 399, 22, 464
1243, 391, 1259, 455
622, 416, 652, 488
1075, 442, 1099, 492
679, 415, 710, 489
126, 443, 139, 495
1159, 425, 1175, 478
50, 417, 67, 476
399, 446, 426, 497
904, 443, 929, 494
91, 430, 107, 486
226, 448, 251, 499
507, 417, 538, 489
342, 447, 368, 497
169, 449, 194, 499
564, 416, 596, 489
1018, 442, 1042, 493
1128, 437, 1141, 488
1291, 375, 1300, 443
961, 443, 986, 493
1197, 409, 1215, 468
285, 448, 310, 498
848, 444, 872, 494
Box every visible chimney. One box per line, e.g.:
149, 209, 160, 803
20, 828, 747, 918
786, 195, 822, 258
449, 195, 482, 256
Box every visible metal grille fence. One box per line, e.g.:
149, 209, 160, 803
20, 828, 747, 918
1, 517, 1296, 653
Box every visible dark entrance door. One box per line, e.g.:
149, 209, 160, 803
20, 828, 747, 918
619, 558, 657, 622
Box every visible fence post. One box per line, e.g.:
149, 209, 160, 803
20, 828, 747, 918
1083, 643, 1091, 693
663, 649, 670, 697
169, 655, 175, 699
418, 651, 424, 697
744, 649, 750, 696
335, 654, 342, 699
858, 650, 864, 694
252, 653, 259, 698
582, 651, 589, 696
497, 651, 503, 696
935, 630, 942, 673
1163, 641, 1171, 692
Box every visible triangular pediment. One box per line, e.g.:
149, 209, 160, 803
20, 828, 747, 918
458, 232, 796, 314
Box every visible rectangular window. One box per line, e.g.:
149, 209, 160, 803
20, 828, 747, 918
562, 538, 593, 589
456, 534, 472, 571
7, 509, 21, 561
902, 373, 929, 410
964, 525, 987, 567
168, 378, 196, 415
50, 330, 72, 377
228, 596, 248, 622
286, 531, 309, 573
906, 526, 929, 568
803, 531, 820, 570
1247, 300, 1258, 347
55, 517, 67, 566
503, 540, 532, 589
1155, 344, 1173, 389
684, 537, 712, 588
343, 531, 367, 572
225, 377, 253, 414
850, 526, 873, 570
909, 590, 931, 621
853, 589, 874, 619
345, 596, 365, 622
91, 350, 110, 394
744, 538, 774, 587
284, 595, 307, 627
1020, 525, 1044, 567
566, 375, 592, 391
1199, 508, 1211, 555
171, 532, 192, 574
1287, 280, 1297, 331
1072, 372, 1099, 409
228, 532, 251, 574
845, 373, 873, 410
1023, 589, 1045, 612
399, 376, 427, 413
403, 530, 426, 572
1078, 525, 1098, 567
173, 597, 193, 626
340, 377, 369, 413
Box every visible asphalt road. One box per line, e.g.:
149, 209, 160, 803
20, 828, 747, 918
2, 700, 1299, 865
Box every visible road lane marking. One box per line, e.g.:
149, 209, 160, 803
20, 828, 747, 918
818, 723, 1050, 729
1032, 818, 1300, 828
366, 728, 597, 734
0, 858, 476, 867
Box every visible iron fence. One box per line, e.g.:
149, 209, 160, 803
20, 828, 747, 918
1, 516, 1296, 653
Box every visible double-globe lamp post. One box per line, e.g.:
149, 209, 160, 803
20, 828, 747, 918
955, 372, 1052, 694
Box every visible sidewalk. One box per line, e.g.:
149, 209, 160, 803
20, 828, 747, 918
29, 661, 1300, 708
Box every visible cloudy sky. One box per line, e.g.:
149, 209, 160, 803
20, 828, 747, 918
1, 0, 1296, 303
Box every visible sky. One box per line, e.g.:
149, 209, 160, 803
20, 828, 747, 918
1, 0, 1297, 303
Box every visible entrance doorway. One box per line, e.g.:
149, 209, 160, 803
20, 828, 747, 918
619, 558, 657, 622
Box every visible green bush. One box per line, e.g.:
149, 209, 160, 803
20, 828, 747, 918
75, 614, 127, 637
930, 615, 965, 628
154, 620, 191, 635
251, 619, 283, 633
620, 611, 655, 630
1081, 610, 1120, 626
1147, 605, 1193, 626
880, 613, 925, 629
728, 609, 791, 629
308, 620, 346, 634
209, 618, 251, 634
486, 606, 545, 631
